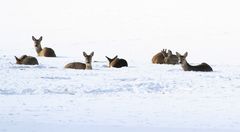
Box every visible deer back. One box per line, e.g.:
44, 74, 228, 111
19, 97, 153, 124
106, 56, 128, 68
64, 62, 86, 69
15, 55, 39, 65
111, 59, 128, 68
152, 49, 167, 64
190, 63, 213, 72
39, 47, 56, 57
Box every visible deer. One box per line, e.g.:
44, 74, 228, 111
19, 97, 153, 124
176, 52, 213, 72
64, 52, 94, 70
152, 49, 167, 64
32, 36, 56, 57
105, 55, 128, 68
163, 50, 179, 65
15, 55, 39, 65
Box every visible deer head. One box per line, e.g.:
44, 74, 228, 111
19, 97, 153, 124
83, 52, 94, 64
32, 36, 43, 51
176, 52, 188, 64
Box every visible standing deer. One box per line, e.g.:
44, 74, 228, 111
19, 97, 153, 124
15, 55, 39, 65
163, 50, 179, 65
64, 52, 94, 70
105, 55, 128, 68
176, 52, 213, 72
32, 36, 56, 57
152, 49, 167, 64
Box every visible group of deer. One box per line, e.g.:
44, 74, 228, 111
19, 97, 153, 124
15, 36, 213, 72
15, 36, 128, 69
152, 49, 213, 72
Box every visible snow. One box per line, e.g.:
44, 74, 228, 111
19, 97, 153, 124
1, 55, 240, 132
1, 0, 240, 131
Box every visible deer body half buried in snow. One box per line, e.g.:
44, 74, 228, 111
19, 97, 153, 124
64, 52, 94, 70
15, 55, 39, 65
106, 55, 128, 68
176, 52, 213, 72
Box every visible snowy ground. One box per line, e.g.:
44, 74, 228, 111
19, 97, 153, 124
0, 53, 240, 132
1, 0, 240, 131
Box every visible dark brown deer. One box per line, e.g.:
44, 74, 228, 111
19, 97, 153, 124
105, 55, 128, 68
152, 49, 167, 64
64, 52, 94, 70
163, 50, 179, 65
176, 52, 213, 72
15, 55, 39, 65
32, 36, 56, 57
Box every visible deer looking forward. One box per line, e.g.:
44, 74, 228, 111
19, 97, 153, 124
32, 36, 56, 57
64, 52, 94, 70
163, 50, 179, 65
176, 52, 213, 72
15, 55, 39, 65
106, 55, 128, 68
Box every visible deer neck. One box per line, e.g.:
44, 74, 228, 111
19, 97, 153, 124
35, 45, 43, 54
85, 63, 92, 70
181, 59, 191, 71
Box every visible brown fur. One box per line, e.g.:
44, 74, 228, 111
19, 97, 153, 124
15, 55, 39, 65
152, 49, 167, 64
32, 36, 56, 57
106, 55, 128, 68
163, 50, 179, 65
64, 52, 94, 70
176, 52, 213, 72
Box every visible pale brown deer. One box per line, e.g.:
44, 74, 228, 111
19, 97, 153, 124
32, 36, 56, 57
176, 52, 213, 72
15, 55, 39, 65
163, 50, 179, 65
64, 52, 94, 70
105, 55, 128, 68
152, 49, 167, 64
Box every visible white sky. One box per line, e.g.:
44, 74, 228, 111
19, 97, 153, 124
0, 0, 240, 64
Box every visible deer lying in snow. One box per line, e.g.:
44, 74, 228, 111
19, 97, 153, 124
64, 52, 94, 70
105, 55, 128, 68
176, 52, 213, 72
163, 50, 179, 65
152, 49, 167, 64
32, 36, 56, 57
15, 55, 39, 65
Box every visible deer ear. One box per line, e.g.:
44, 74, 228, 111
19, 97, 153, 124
32, 36, 36, 41
90, 52, 94, 56
184, 52, 188, 57
105, 56, 111, 61
168, 51, 172, 56
39, 36, 43, 41
176, 52, 180, 57
15, 56, 20, 61
83, 52, 87, 57
113, 55, 118, 60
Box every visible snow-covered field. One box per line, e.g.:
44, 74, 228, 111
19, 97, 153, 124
1, 52, 240, 132
1, 0, 240, 132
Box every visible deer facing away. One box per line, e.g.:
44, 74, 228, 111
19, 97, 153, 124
105, 55, 128, 68
64, 52, 94, 70
32, 36, 56, 57
15, 55, 39, 65
176, 52, 213, 72
152, 49, 167, 64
